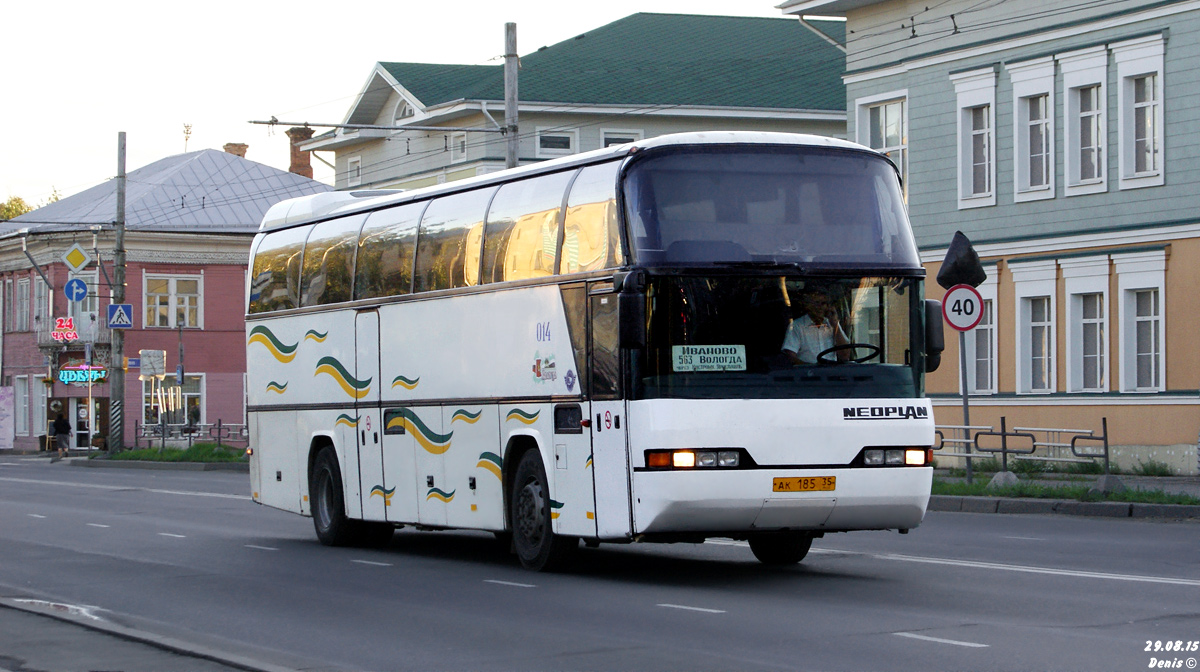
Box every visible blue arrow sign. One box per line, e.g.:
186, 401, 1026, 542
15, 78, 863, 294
107, 303, 133, 329
64, 278, 88, 303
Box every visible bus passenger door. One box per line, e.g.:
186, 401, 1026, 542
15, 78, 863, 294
589, 287, 633, 539
355, 310, 386, 522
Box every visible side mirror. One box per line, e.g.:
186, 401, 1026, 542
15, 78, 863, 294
619, 293, 646, 349
924, 299, 945, 373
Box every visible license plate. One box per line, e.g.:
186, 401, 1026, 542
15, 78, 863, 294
773, 476, 836, 493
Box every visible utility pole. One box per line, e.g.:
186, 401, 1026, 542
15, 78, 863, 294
109, 133, 126, 453
504, 22, 519, 169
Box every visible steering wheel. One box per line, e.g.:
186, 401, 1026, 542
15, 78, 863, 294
816, 343, 882, 364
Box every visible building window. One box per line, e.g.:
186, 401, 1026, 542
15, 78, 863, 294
1009, 57, 1056, 202
15, 277, 29, 331
1062, 256, 1109, 393
15, 376, 28, 436
962, 271, 998, 395
33, 278, 48, 332
856, 92, 907, 199
1026, 96, 1051, 188
602, 129, 643, 147
394, 100, 415, 123
4, 279, 12, 332
143, 374, 204, 426
31, 376, 45, 436
346, 156, 362, 187
1059, 46, 1107, 196
536, 128, 578, 158
1010, 260, 1056, 394
1113, 34, 1165, 190
67, 272, 99, 340
450, 132, 467, 163
144, 275, 202, 329
1113, 249, 1165, 392
951, 68, 996, 209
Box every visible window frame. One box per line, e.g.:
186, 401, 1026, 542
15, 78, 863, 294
601, 128, 643, 148
15, 375, 28, 436
854, 90, 908, 200
346, 156, 362, 187
1008, 57, 1056, 202
450, 132, 468, 164
1059, 46, 1108, 196
962, 270, 998, 395
1113, 34, 1165, 190
1113, 250, 1166, 392
535, 128, 578, 158
143, 373, 205, 426
1010, 260, 1057, 394
15, 277, 29, 332
950, 68, 997, 209
143, 273, 204, 329
1061, 256, 1110, 393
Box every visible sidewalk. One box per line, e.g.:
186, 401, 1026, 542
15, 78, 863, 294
931, 470, 1200, 519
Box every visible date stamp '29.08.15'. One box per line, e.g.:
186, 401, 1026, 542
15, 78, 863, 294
1145, 640, 1199, 669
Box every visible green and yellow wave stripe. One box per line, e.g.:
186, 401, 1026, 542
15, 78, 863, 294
304, 329, 328, 343
451, 409, 481, 424
585, 454, 594, 470
334, 414, 359, 428
426, 487, 455, 503
505, 408, 540, 425
550, 499, 564, 520
266, 381, 287, 394
385, 408, 453, 454
247, 326, 299, 363
369, 485, 395, 506
391, 375, 420, 390
314, 356, 372, 400
476, 452, 503, 480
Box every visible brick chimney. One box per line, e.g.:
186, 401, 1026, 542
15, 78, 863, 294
223, 143, 248, 158
285, 127, 315, 179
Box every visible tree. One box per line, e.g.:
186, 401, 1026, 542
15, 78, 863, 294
0, 196, 33, 220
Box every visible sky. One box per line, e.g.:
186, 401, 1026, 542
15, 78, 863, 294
1, 1, 799, 206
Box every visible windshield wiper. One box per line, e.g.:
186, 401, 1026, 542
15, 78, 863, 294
710, 260, 809, 273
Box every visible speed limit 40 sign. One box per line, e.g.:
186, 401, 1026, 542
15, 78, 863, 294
942, 284, 984, 331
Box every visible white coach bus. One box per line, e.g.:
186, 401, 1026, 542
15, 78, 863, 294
245, 132, 945, 571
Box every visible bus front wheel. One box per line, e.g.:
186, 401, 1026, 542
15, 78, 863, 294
310, 448, 392, 547
510, 451, 577, 571
748, 532, 814, 565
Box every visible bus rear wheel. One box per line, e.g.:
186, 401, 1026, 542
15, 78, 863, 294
510, 451, 577, 571
748, 532, 814, 565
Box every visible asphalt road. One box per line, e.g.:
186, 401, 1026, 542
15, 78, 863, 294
1, 457, 1198, 671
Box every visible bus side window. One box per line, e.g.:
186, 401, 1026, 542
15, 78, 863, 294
413, 188, 496, 292
482, 171, 574, 284
560, 285, 588, 395
590, 291, 620, 399
300, 214, 365, 307
561, 162, 624, 275
249, 225, 311, 313
355, 201, 425, 300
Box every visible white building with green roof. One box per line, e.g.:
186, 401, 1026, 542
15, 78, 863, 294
302, 12, 848, 190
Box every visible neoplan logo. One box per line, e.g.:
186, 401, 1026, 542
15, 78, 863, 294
843, 406, 929, 420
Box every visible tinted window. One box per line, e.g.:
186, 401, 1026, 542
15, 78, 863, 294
482, 171, 574, 284
413, 188, 496, 292
355, 202, 425, 299
623, 147, 919, 269
248, 225, 311, 313
300, 215, 365, 307
561, 162, 624, 274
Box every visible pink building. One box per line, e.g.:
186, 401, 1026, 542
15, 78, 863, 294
0, 143, 330, 451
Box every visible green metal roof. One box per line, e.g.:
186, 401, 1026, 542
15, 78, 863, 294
380, 13, 845, 111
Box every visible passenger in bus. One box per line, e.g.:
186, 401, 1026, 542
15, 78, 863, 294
781, 290, 850, 365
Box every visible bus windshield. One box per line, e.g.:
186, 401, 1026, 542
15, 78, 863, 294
623, 146, 919, 269
633, 276, 922, 400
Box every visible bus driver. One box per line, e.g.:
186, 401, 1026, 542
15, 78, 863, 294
781, 289, 850, 365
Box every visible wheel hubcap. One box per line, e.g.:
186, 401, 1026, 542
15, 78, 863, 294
316, 472, 333, 530
516, 479, 545, 546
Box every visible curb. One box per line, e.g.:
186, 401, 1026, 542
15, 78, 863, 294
0, 598, 292, 672
929, 495, 1200, 519
71, 460, 249, 472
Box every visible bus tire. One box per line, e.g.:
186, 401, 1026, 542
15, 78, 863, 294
510, 451, 577, 571
310, 447, 357, 546
748, 532, 813, 565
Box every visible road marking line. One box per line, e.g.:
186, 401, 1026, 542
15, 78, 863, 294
705, 539, 748, 547
0, 476, 247, 500
10, 599, 104, 622
1003, 536, 1045, 541
658, 603, 726, 614
351, 560, 392, 567
158, 533, 186, 538
245, 544, 278, 551
86, 523, 110, 528
27, 514, 46, 519
894, 632, 989, 648
0, 462, 20, 466
484, 579, 536, 588
878, 553, 1200, 587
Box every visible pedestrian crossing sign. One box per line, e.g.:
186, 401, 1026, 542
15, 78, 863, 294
107, 303, 133, 329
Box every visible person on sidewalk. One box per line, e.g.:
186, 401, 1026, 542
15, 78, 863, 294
52, 414, 71, 462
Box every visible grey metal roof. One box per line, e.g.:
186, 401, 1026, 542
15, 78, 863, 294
2, 149, 332, 235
